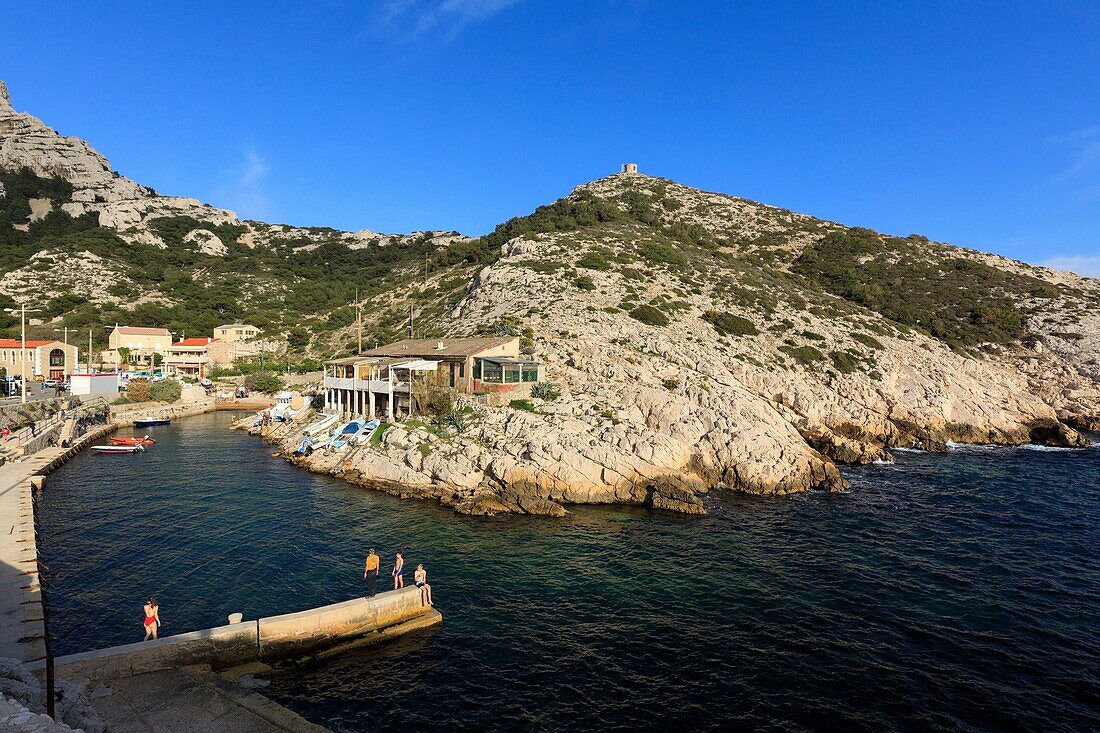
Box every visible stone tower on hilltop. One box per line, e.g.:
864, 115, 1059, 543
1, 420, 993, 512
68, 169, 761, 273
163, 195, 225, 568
620, 163, 638, 175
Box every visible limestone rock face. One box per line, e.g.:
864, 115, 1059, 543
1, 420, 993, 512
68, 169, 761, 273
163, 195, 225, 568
0, 80, 236, 246
268, 175, 1098, 515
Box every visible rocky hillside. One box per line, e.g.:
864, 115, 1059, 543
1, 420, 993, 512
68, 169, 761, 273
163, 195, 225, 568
270, 173, 1098, 516
3, 79, 1099, 514
0, 80, 483, 351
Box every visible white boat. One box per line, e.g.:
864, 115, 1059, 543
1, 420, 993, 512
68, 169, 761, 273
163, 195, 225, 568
92, 444, 145, 454
302, 413, 339, 437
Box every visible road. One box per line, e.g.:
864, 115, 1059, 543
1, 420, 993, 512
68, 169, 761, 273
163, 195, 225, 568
0, 382, 64, 407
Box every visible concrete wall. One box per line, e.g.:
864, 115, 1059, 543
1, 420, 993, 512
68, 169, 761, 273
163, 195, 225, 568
48, 588, 440, 682
258, 586, 428, 659
52, 622, 259, 682
110, 397, 215, 426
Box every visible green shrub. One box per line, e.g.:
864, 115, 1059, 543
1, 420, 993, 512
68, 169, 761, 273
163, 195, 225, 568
244, 372, 282, 393
637, 239, 686, 266
577, 251, 612, 271
574, 275, 597, 291
793, 229, 1056, 347
149, 380, 181, 402
629, 304, 669, 327
509, 399, 537, 412
779, 345, 825, 364
662, 378, 679, 391
531, 381, 560, 401
828, 350, 861, 374
702, 310, 758, 336
850, 332, 884, 350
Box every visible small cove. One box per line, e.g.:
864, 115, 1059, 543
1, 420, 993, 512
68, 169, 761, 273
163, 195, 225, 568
36, 412, 1100, 732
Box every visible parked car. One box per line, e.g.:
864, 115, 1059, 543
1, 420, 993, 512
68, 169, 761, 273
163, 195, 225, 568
199, 378, 213, 388
43, 378, 60, 388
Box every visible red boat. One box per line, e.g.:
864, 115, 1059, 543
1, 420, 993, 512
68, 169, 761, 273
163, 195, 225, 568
109, 435, 155, 446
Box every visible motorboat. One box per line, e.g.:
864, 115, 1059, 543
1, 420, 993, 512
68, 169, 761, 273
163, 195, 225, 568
327, 418, 381, 450
92, 444, 145, 454
295, 435, 316, 455
133, 418, 171, 428
302, 413, 339, 437
109, 435, 155, 446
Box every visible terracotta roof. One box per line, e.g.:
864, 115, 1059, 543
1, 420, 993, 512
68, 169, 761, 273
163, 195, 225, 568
361, 337, 516, 359
114, 326, 172, 336
0, 339, 60, 348
215, 324, 257, 330
171, 338, 219, 347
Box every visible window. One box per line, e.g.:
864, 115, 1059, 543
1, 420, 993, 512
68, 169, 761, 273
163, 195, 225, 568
504, 364, 521, 383
49, 349, 65, 367
521, 364, 539, 382
481, 360, 503, 383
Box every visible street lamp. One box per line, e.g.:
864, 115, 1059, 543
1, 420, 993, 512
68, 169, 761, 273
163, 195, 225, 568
5, 304, 43, 404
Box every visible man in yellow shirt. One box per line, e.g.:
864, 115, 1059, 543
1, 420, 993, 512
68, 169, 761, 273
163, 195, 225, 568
363, 548, 380, 597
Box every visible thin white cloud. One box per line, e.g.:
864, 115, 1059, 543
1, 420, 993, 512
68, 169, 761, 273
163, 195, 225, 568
377, 0, 520, 42
1049, 125, 1100, 183
212, 147, 273, 221
1041, 254, 1100, 278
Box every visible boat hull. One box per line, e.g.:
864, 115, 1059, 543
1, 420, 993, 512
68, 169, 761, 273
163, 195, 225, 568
133, 419, 171, 427
109, 437, 155, 446
92, 445, 144, 454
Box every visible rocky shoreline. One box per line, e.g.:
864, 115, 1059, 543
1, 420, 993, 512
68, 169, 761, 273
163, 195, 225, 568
243, 403, 1092, 517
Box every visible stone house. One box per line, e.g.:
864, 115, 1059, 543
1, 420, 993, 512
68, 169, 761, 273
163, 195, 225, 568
0, 339, 79, 380
323, 337, 541, 419
101, 325, 174, 369
214, 324, 260, 342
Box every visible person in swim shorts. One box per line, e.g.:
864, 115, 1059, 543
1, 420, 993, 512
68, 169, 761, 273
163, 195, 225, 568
392, 550, 404, 590
414, 564, 432, 607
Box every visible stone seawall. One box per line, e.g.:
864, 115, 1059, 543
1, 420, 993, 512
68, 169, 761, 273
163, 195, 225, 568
45, 588, 442, 683
109, 397, 215, 426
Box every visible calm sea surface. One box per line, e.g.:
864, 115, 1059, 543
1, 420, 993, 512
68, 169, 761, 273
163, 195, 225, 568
37, 412, 1099, 732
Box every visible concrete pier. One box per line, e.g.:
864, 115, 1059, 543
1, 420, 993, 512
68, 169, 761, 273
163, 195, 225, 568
46, 588, 442, 682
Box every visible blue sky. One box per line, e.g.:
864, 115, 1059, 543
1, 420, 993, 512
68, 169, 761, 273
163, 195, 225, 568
2, 1, 1099, 275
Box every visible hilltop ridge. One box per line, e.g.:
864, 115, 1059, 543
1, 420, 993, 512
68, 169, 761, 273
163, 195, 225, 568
2, 81, 1099, 513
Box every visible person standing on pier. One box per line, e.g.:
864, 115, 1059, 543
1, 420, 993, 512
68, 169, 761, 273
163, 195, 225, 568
364, 548, 380, 597
392, 551, 405, 590
142, 596, 161, 641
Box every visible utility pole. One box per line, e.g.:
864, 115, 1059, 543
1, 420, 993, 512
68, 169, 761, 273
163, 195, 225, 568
4, 304, 42, 404
87, 328, 93, 373
52, 326, 77, 379
408, 304, 414, 339
356, 287, 363, 354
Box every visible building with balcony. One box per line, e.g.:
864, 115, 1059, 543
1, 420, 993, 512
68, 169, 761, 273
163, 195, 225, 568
323, 337, 541, 420
164, 337, 237, 378
0, 339, 79, 380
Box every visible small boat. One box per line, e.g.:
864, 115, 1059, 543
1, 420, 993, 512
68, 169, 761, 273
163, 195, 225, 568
295, 435, 315, 455
109, 435, 155, 446
326, 419, 366, 450
303, 413, 339, 437
133, 418, 171, 428
358, 418, 382, 445
92, 444, 145, 454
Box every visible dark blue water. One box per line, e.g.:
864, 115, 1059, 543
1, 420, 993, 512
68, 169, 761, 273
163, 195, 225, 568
37, 412, 1100, 732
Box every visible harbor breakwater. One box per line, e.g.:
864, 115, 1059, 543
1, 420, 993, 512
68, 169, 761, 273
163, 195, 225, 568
37, 587, 441, 682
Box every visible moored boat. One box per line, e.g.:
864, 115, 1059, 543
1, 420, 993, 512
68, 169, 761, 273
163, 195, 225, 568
109, 435, 155, 446
133, 418, 171, 428
92, 444, 145, 454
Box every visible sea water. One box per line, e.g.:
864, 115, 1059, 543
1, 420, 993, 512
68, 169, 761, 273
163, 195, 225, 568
37, 412, 1099, 731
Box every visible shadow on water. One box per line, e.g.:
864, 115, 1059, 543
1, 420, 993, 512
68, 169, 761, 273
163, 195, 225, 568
35, 413, 1100, 732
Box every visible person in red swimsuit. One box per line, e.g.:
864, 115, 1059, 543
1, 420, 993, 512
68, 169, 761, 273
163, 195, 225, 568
143, 596, 161, 641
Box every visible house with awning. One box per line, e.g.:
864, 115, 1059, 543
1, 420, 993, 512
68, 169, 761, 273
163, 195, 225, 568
323, 336, 541, 419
